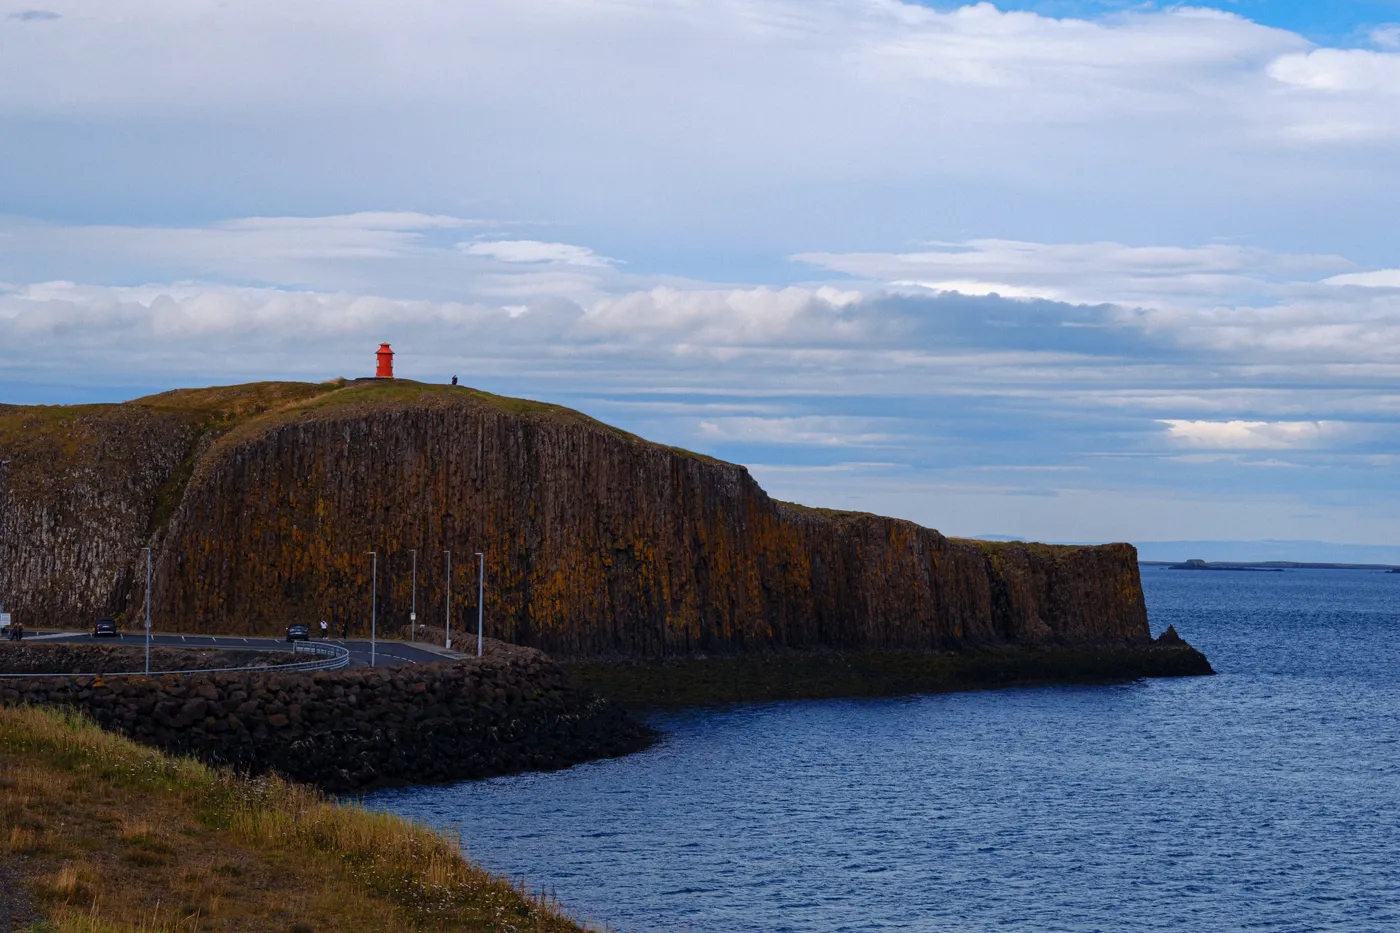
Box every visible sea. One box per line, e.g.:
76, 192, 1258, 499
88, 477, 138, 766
366, 568, 1400, 932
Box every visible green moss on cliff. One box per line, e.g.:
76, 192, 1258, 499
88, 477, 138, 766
0, 404, 121, 467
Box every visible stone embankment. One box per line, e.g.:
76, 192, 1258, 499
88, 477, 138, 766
0, 648, 653, 792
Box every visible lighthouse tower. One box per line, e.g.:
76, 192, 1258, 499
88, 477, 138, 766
375, 342, 394, 379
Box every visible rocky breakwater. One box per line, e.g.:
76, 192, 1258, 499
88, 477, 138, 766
0, 648, 653, 792
0, 642, 278, 674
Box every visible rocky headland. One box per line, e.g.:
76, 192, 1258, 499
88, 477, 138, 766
0, 379, 1211, 717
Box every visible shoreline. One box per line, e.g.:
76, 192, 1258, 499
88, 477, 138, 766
563, 641, 1214, 709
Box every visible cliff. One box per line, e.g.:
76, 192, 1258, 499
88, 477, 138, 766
1, 380, 1152, 658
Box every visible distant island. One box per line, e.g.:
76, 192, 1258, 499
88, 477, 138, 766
1143, 558, 1400, 572
1165, 559, 1282, 572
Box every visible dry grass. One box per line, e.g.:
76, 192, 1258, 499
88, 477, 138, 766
0, 705, 592, 932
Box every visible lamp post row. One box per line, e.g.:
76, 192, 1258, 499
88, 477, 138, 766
372, 547, 484, 664
133, 546, 485, 670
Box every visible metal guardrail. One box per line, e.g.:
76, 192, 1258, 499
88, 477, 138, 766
281, 640, 353, 673
0, 639, 351, 679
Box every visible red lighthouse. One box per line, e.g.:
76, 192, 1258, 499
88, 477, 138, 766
375, 342, 394, 379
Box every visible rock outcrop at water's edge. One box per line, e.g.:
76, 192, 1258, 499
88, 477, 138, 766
1, 380, 1172, 663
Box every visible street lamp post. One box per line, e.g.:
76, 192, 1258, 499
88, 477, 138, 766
367, 550, 377, 667
443, 550, 452, 650
142, 547, 152, 675
410, 548, 417, 642
475, 552, 484, 658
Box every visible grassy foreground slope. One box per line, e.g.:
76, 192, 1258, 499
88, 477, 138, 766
0, 706, 585, 933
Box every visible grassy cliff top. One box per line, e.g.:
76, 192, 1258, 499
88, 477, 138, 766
169, 378, 735, 469
2, 378, 722, 461
134, 380, 341, 421
777, 501, 1132, 554
950, 537, 1135, 559
3, 378, 607, 432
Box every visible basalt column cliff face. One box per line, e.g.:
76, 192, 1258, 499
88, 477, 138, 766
0, 404, 194, 624
154, 382, 1149, 655
3, 382, 1152, 656
0, 383, 342, 627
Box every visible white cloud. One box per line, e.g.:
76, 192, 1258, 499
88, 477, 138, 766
8, 215, 1400, 377
0, 212, 486, 273
697, 416, 897, 447
5, 0, 1400, 270
0, 277, 873, 355
1160, 419, 1361, 450
798, 238, 1347, 309
1324, 269, 1400, 288
460, 240, 615, 267
799, 238, 1400, 363
580, 285, 864, 344
891, 279, 1063, 301
221, 212, 474, 232
1268, 49, 1400, 94
0, 214, 621, 306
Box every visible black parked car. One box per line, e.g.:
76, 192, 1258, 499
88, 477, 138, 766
285, 624, 310, 642
91, 618, 120, 638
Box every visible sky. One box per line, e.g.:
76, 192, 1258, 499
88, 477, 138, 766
2, 1, 1399, 557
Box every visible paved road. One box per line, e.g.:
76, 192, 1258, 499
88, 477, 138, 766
23, 631, 461, 668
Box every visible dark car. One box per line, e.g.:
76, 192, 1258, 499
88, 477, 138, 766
92, 618, 120, 638
285, 624, 310, 642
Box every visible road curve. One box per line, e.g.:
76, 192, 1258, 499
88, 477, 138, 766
20, 631, 463, 669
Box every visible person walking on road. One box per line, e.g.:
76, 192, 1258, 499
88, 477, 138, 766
320, 619, 329, 639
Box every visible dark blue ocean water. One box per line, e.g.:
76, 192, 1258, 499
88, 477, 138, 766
366, 569, 1400, 932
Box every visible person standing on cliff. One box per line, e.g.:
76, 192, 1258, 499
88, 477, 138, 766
451, 375, 458, 386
